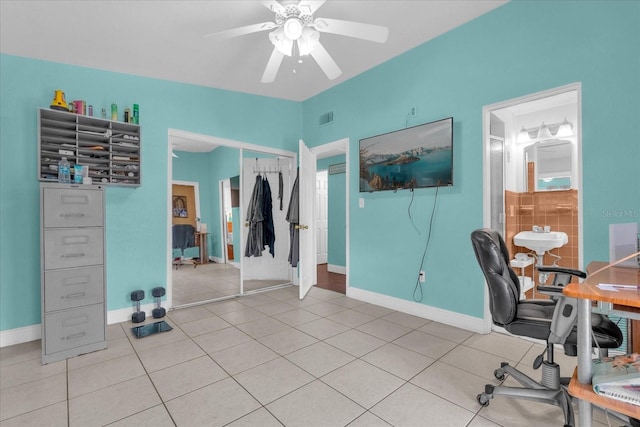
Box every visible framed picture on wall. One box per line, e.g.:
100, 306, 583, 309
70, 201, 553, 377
172, 195, 188, 218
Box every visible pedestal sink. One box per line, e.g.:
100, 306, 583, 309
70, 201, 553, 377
514, 231, 568, 255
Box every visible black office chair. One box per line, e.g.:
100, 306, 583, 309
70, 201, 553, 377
470, 229, 623, 427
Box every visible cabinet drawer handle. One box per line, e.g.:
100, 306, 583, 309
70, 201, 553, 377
60, 213, 86, 218
64, 332, 86, 340
61, 253, 85, 258
64, 292, 86, 299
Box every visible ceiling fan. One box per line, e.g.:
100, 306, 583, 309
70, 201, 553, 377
205, 0, 389, 83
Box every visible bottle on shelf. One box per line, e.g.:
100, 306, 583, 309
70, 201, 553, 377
132, 104, 139, 124
111, 103, 118, 121
58, 157, 71, 184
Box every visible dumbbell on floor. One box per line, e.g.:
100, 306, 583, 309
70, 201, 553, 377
130, 290, 145, 323
152, 287, 166, 319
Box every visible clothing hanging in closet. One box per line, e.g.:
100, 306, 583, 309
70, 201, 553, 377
245, 175, 264, 257
286, 169, 299, 267
262, 176, 275, 257
245, 174, 276, 258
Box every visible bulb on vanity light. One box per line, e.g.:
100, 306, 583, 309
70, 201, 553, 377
537, 122, 552, 139
556, 117, 574, 137
517, 125, 530, 143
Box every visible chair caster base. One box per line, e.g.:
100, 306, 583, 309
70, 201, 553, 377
477, 393, 491, 407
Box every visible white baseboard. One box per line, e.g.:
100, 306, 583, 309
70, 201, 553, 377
0, 324, 41, 347
106, 303, 156, 325
346, 287, 489, 334
0, 303, 158, 348
3, 288, 488, 347
327, 264, 346, 274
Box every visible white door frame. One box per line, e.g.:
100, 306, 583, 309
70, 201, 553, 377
481, 82, 583, 332
219, 178, 230, 264
310, 137, 350, 294
166, 128, 296, 309
316, 170, 328, 265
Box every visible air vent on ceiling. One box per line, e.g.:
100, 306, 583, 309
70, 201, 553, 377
319, 111, 334, 125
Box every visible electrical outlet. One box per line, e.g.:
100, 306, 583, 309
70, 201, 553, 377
419, 271, 425, 283
410, 106, 417, 117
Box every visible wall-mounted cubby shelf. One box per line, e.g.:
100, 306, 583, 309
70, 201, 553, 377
38, 108, 141, 187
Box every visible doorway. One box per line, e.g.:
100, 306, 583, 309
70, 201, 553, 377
483, 83, 582, 311
311, 139, 349, 295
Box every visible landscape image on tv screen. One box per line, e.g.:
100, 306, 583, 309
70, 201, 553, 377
359, 117, 453, 192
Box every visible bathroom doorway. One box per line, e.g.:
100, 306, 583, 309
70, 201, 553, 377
483, 83, 583, 295
312, 138, 349, 295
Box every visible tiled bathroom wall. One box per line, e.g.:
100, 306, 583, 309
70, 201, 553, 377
505, 189, 579, 293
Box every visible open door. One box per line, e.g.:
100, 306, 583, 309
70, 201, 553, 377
299, 139, 317, 299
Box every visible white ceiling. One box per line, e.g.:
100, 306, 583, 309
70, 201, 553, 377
0, 0, 507, 102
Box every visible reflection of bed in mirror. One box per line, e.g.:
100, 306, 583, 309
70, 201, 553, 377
172, 224, 198, 269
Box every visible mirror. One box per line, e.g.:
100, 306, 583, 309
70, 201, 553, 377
524, 139, 573, 191
171, 146, 243, 306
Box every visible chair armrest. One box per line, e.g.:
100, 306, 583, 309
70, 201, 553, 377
536, 285, 564, 294
536, 265, 587, 279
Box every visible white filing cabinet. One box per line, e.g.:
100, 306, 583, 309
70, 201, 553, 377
40, 183, 107, 364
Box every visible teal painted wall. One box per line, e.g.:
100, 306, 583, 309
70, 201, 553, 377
0, 55, 301, 331
1, 1, 638, 333
318, 155, 347, 268
301, 1, 640, 318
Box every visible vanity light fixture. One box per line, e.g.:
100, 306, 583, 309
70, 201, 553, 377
517, 125, 531, 143
556, 117, 574, 137
537, 122, 552, 139
516, 118, 574, 143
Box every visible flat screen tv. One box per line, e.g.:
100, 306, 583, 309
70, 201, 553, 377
359, 117, 453, 192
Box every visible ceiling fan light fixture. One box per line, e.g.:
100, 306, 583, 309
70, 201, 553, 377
297, 27, 320, 56
269, 27, 293, 56
283, 17, 303, 40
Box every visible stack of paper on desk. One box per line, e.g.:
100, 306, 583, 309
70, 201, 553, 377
592, 353, 640, 406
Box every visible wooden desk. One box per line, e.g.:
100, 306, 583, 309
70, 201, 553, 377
563, 262, 640, 426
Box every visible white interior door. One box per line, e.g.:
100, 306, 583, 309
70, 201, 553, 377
316, 170, 328, 264
299, 139, 317, 299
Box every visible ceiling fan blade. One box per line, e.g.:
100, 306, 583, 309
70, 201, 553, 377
298, 0, 326, 15
313, 18, 389, 43
310, 41, 342, 80
261, 48, 285, 83
261, 0, 284, 13
204, 22, 277, 42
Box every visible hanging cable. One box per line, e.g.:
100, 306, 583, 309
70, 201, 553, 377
407, 186, 420, 235
413, 183, 440, 302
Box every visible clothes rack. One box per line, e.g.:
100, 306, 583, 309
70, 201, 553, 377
253, 158, 281, 175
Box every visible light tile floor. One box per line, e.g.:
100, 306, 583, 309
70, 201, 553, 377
172, 262, 289, 306
0, 286, 622, 427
